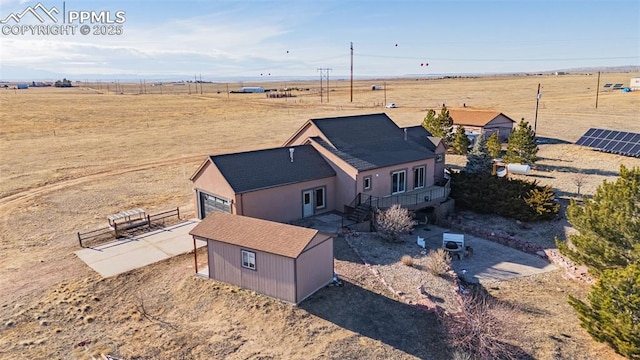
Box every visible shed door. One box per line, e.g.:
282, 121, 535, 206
199, 191, 231, 219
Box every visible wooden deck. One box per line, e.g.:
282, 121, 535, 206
360, 183, 450, 210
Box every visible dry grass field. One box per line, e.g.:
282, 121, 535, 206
0, 72, 639, 359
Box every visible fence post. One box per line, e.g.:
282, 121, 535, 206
78, 232, 83, 248
148, 214, 152, 229
176, 207, 180, 220
114, 222, 118, 238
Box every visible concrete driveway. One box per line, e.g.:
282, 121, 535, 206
75, 219, 202, 277
415, 226, 557, 283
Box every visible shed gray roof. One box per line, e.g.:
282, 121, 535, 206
211, 145, 335, 193
309, 113, 437, 171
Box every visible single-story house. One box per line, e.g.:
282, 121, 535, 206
191, 113, 449, 223
448, 109, 516, 141
189, 211, 334, 305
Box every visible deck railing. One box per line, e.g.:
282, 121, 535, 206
361, 180, 450, 210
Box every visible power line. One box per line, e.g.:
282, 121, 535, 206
356, 53, 638, 62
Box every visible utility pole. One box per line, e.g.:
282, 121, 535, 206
534, 83, 541, 134
384, 81, 387, 106
350, 42, 353, 102
317, 68, 332, 103
318, 69, 323, 103
595, 71, 601, 109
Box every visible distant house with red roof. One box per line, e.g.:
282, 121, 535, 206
448, 109, 516, 141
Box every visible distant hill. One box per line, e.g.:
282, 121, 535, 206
550, 65, 640, 74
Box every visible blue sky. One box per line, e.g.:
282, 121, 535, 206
0, 0, 638, 80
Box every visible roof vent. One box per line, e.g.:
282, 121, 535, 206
289, 148, 295, 162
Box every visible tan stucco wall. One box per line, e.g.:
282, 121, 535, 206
357, 158, 436, 198
239, 177, 335, 223
308, 141, 359, 211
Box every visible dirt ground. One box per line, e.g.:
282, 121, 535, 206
0, 73, 638, 359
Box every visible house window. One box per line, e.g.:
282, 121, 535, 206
436, 154, 444, 163
241, 250, 256, 270
315, 187, 325, 209
363, 176, 372, 191
413, 166, 425, 189
391, 170, 406, 194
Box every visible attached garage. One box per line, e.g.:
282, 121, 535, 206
189, 212, 334, 305
198, 191, 231, 218
190, 145, 336, 222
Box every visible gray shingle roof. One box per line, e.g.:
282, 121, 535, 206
211, 145, 335, 193
404, 125, 439, 151
309, 113, 437, 171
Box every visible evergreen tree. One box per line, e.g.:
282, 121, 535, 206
465, 134, 493, 174
504, 119, 538, 163
557, 166, 640, 358
452, 126, 471, 155
486, 133, 502, 159
557, 165, 640, 273
436, 106, 454, 145
422, 109, 442, 137
568, 264, 640, 358
422, 106, 454, 146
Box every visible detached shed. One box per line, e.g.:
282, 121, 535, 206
189, 212, 334, 305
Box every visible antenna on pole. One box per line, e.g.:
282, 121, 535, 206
350, 42, 353, 102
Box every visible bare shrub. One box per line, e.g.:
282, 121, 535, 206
425, 248, 452, 276
375, 204, 414, 242
451, 350, 472, 360
400, 255, 414, 267
442, 290, 520, 360
572, 172, 586, 196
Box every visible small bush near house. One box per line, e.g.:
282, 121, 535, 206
375, 204, 414, 242
400, 255, 415, 267
425, 248, 452, 276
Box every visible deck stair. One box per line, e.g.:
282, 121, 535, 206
348, 204, 372, 222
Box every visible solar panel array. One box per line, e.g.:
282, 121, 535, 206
575, 128, 640, 158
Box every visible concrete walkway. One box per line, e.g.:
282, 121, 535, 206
75, 219, 202, 277
414, 225, 557, 283
299, 213, 557, 283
